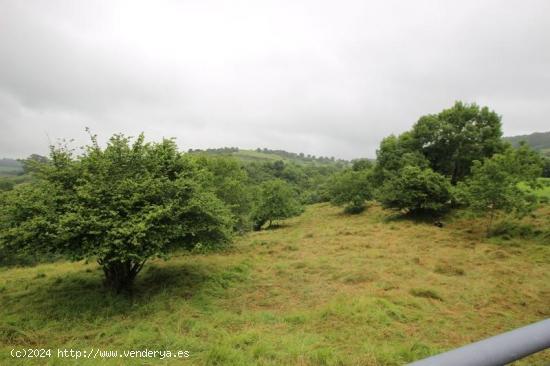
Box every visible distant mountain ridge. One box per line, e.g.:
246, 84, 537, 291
504, 131, 550, 156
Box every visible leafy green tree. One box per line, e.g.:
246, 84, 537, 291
0, 134, 233, 293
378, 165, 452, 214
374, 102, 506, 186
372, 133, 428, 185
0, 179, 14, 191
191, 155, 254, 233
20, 154, 49, 174
411, 101, 505, 184
252, 179, 303, 230
328, 169, 373, 214
242, 160, 343, 205
457, 144, 543, 234
351, 158, 373, 171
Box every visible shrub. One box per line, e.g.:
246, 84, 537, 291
252, 179, 303, 230
378, 165, 452, 214
328, 169, 373, 214
489, 221, 537, 239
457, 144, 542, 234
0, 133, 233, 293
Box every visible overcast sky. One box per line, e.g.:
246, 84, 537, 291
1, 0, 549, 159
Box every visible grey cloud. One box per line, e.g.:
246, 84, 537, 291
0, 0, 549, 159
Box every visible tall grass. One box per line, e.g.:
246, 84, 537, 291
1, 203, 549, 365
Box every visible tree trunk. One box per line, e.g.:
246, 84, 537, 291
101, 259, 146, 294
451, 162, 459, 186
253, 218, 266, 231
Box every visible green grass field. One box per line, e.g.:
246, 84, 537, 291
207, 149, 346, 166
1, 204, 549, 365
233, 150, 291, 163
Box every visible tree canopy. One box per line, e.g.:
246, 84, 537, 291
252, 179, 303, 230
328, 169, 373, 214
457, 143, 543, 234
378, 165, 452, 214
412, 102, 505, 184
0, 134, 233, 292
375, 102, 506, 185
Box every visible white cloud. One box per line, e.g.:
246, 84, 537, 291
1, 0, 549, 159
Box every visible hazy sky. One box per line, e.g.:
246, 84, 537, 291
1, 0, 549, 159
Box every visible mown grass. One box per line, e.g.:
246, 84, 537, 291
1, 203, 549, 365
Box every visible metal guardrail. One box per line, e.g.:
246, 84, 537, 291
408, 318, 550, 366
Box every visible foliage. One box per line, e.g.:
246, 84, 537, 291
542, 157, 550, 178
252, 147, 348, 165
378, 165, 452, 214
0, 179, 14, 191
411, 101, 505, 184
372, 133, 429, 185
0, 134, 233, 292
489, 221, 537, 240
251, 179, 303, 230
243, 160, 344, 204
20, 154, 49, 174
328, 169, 373, 214
189, 147, 348, 206
189, 147, 350, 166
190, 155, 254, 233
457, 144, 543, 234
375, 102, 505, 185
351, 158, 373, 171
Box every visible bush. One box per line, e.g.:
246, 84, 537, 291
489, 221, 537, 239
0, 134, 234, 293
457, 144, 542, 234
252, 179, 303, 230
377, 165, 452, 214
0, 179, 14, 191
192, 155, 254, 233
328, 169, 373, 214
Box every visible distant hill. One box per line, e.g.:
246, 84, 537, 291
1, 148, 350, 177
187, 147, 350, 166
504, 131, 550, 156
0, 158, 23, 176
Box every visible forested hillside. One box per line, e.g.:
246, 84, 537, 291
504, 131, 550, 156
188, 147, 350, 166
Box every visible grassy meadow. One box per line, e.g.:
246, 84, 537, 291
1, 203, 549, 365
